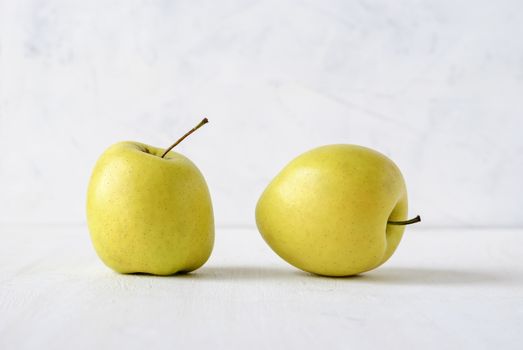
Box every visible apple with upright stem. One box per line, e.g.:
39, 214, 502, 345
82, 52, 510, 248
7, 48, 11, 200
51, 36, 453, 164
87, 118, 213, 275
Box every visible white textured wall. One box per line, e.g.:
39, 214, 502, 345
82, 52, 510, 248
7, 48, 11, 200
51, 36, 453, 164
0, 0, 522, 228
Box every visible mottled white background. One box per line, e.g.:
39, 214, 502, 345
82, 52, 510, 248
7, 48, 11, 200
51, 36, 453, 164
0, 0, 522, 228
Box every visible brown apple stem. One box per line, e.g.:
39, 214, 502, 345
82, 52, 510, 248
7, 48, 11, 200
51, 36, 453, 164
387, 215, 421, 226
161, 118, 209, 158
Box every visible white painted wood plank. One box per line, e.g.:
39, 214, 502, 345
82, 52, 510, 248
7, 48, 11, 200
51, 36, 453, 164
1, 226, 522, 349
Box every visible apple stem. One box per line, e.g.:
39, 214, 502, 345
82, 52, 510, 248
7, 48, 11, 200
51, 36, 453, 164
387, 215, 421, 226
161, 118, 209, 158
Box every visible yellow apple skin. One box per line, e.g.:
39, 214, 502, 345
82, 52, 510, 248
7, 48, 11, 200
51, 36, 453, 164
86, 141, 214, 275
255, 144, 408, 277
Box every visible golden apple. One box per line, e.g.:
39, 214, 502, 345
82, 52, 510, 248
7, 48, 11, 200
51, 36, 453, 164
256, 144, 419, 277
87, 119, 213, 275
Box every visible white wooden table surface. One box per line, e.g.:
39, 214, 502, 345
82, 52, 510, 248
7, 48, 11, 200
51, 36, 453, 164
1, 225, 522, 350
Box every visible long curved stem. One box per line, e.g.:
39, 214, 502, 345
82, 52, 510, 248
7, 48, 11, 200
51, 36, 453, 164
161, 118, 208, 158
388, 215, 421, 226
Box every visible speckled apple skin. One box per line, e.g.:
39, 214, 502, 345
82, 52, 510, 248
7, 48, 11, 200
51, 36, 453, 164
87, 142, 214, 275
256, 145, 408, 277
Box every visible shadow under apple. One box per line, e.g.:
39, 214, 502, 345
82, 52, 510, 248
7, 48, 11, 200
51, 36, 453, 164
161, 265, 502, 286
177, 266, 303, 281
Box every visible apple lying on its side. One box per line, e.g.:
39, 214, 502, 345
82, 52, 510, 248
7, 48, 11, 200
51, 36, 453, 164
256, 144, 420, 277
87, 119, 213, 275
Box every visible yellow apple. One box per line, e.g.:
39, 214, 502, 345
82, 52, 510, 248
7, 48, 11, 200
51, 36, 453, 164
86, 119, 213, 275
255, 144, 419, 277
